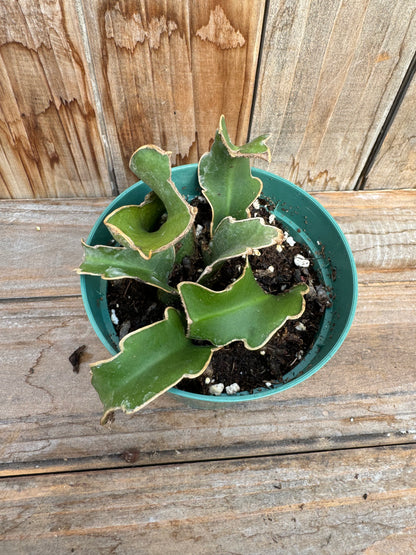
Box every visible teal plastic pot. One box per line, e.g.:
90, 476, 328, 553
80, 164, 358, 406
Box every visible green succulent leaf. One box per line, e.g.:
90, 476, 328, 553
174, 227, 196, 265
105, 146, 197, 259
77, 241, 176, 293
91, 308, 214, 425
180, 263, 308, 350
104, 191, 166, 248
199, 217, 283, 281
219, 115, 271, 160
199, 117, 271, 233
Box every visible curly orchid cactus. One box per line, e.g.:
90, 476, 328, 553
78, 116, 308, 424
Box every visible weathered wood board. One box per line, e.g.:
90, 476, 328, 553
312, 190, 416, 283
1, 445, 416, 553
1, 191, 415, 474
0, 1, 110, 198
81, 0, 266, 190
0, 1, 415, 198
1, 198, 110, 299
250, 0, 416, 191
1, 4, 415, 548
1, 281, 415, 475
366, 70, 416, 190
2, 190, 415, 300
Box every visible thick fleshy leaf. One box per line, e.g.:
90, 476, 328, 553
91, 308, 214, 424
104, 191, 166, 249
219, 115, 271, 160
199, 217, 283, 281
77, 241, 176, 293
198, 117, 271, 233
180, 263, 308, 350
105, 146, 197, 259
174, 228, 196, 265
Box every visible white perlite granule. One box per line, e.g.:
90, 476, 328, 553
284, 231, 296, 246
110, 309, 119, 325
225, 383, 240, 395
294, 254, 310, 267
209, 383, 224, 396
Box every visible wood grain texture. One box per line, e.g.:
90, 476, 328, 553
365, 68, 416, 189
1, 191, 414, 474
312, 190, 416, 284
0, 1, 111, 199
1, 281, 415, 475
1, 445, 416, 553
0, 198, 111, 299
81, 0, 265, 190
250, 0, 416, 191
2, 190, 415, 300
364, 526, 416, 554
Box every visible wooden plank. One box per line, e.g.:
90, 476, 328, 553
81, 0, 265, 190
0, 1, 111, 198
312, 190, 416, 284
1, 445, 416, 553
250, 0, 416, 191
1, 281, 415, 475
1, 198, 109, 299
2, 190, 415, 299
365, 69, 416, 190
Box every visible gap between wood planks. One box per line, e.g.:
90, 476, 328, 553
1, 440, 415, 481
247, 0, 270, 142
354, 50, 416, 190
0, 294, 81, 304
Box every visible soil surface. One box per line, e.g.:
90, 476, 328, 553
106, 196, 332, 396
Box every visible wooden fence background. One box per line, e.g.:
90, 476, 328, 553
0, 0, 415, 199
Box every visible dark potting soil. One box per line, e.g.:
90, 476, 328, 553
106, 196, 332, 396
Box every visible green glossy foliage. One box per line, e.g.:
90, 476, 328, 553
219, 115, 270, 160
199, 117, 270, 232
105, 146, 196, 259
81, 116, 311, 421
174, 228, 196, 265
200, 216, 283, 281
77, 241, 176, 293
180, 263, 308, 350
91, 308, 214, 424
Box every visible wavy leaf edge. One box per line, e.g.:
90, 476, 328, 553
219, 114, 271, 163
179, 261, 309, 351
198, 120, 268, 234
199, 216, 284, 281
91, 307, 216, 425
105, 145, 197, 259
76, 240, 176, 293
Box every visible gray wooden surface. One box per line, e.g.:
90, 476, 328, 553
2, 446, 416, 554
1, 191, 415, 552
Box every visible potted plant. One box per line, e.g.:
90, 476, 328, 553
78, 116, 358, 424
